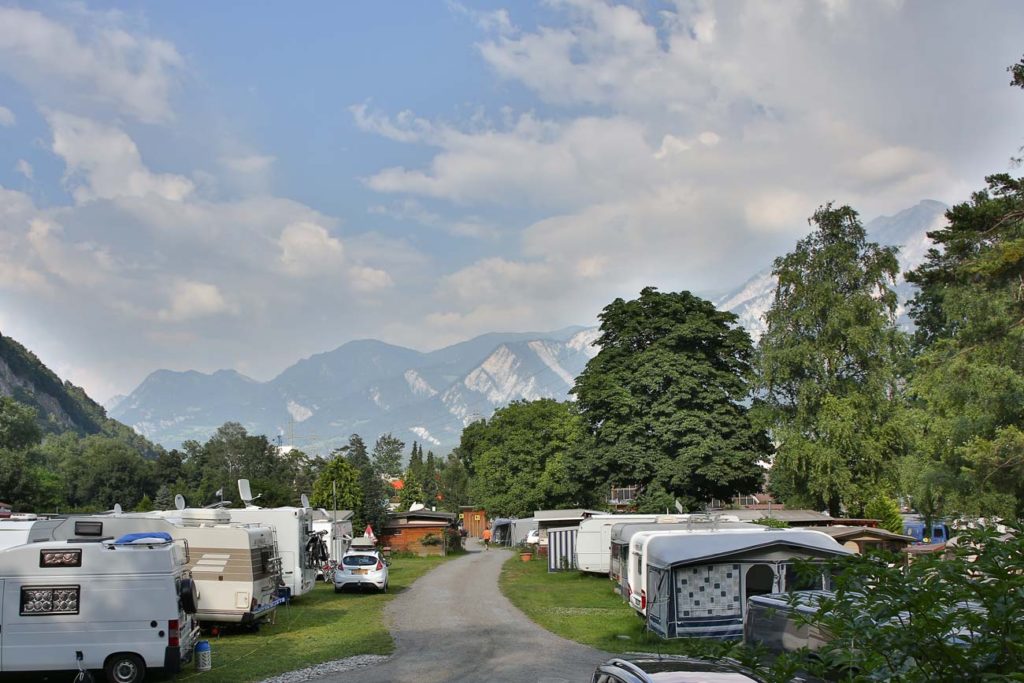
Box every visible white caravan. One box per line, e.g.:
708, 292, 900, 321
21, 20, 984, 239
576, 514, 692, 574
223, 480, 318, 599
627, 524, 765, 616
53, 509, 284, 625
0, 532, 198, 683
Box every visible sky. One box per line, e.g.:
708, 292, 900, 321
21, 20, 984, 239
0, 0, 1022, 403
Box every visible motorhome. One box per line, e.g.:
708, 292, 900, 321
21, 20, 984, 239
27, 510, 284, 625
626, 524, 767, 615
610, 521, 724, 593
643, 531, 849, 639
0, 532, 198, 683
223, 480, 319, 599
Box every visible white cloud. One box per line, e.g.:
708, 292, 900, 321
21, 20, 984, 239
14, 159, 33, 180
278, 221, 345, 277
744, 190, 817, 234
221, 154, 275, 174
0, 6, 182, 122
47, 111, 194, 202
158, 280, 229, 322
349, 266, 394, 292
0, 106, 14, 126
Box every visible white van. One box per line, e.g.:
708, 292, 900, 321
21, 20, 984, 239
0, 532, 198, 683
226, 501, 317, 599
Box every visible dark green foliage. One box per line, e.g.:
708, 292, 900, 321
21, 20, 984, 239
756, 204, 907, 516
397, 468, 425, 510
0, 396, 42, 450
572, 288, 768, 508
344, 434, 390, 533
436, 453, 469, 512
774, 528, 1024, 681
422, 450, 439, 504
459, 399, 587, 517
906, 174, 1024, 519
751, 517, 789, 528
311, 453, 362, 512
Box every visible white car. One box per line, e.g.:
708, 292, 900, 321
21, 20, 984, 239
333, 551, 388, 592
525, 529, 540, 545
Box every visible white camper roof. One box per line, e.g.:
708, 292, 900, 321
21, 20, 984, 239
645, 529, 850, 569
611, 520, 757, 544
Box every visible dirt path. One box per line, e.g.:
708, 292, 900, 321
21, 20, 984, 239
315, 540, 607, 683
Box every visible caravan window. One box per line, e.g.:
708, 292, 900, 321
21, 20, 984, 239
75, 521, 103, 537
21, 585, 80, 616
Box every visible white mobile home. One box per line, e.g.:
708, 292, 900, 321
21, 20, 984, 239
0, 533, 198, 683
575, 514, 664, 574
65, 510, 285, 625
644, 530, 851, 640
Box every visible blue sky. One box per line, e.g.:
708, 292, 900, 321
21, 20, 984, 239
1, 0, 1023, 401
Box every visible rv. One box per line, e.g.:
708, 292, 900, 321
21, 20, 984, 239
224, 480, 319, 599
643, 530, 849, 639
0, 532, 198, 683
575, 514, 727, 574
78, 509, 284, 625
626, 524, 767, 615
609, 521, 726, 594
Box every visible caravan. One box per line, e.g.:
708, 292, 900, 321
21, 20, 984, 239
63, 508, 283, 625
224, 480, 320, 599
0, 532, 198, 683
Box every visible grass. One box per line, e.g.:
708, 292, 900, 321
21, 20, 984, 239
499, 554, 742, 658
172, 555, 449, 683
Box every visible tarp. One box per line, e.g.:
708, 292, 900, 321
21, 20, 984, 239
113, 531, 173, 544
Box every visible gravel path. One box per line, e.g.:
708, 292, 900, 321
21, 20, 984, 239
313, 540, 608, 683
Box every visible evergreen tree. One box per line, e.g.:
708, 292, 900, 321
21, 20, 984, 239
345, 434, 390, 533
407, 441, 424, 483
756, 204, 907, 516
311, 452, 363, 512
864, 494, 904, 535
423, 450, 439, 504
573, 288, 768, 510
154, 484, 174, 510
398, 468, 425, 510
437, 454, 469, 512
371, 433, 405, 479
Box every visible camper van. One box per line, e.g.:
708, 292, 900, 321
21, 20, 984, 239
224, 480, 319, 599
575, 514, 666, 574
73, 509, 284, 625
626, 525, 767, 615
0, 532, 198, 683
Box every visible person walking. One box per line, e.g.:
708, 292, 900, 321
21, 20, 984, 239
482, 526, 491, 550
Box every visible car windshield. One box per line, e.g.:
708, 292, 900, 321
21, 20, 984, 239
343, 555, 378, 567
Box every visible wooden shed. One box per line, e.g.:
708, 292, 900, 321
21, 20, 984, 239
381, 510, 457, 557
817, 525, 914, 554
458, 506, 488, 538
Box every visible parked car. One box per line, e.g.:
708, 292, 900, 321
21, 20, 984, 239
333, 551, 389, 592
525, 529, 540, 545
592, 655, 766, 683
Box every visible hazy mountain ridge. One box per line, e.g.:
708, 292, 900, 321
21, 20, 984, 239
113, 202, 946, 455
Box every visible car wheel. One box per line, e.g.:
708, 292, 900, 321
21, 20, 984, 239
105, 653, 146, 683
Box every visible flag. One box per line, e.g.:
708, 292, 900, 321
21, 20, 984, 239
364, 525, 377, 543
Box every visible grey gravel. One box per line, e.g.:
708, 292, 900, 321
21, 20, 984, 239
312, 539, 609, 683
257, 655, 389, 683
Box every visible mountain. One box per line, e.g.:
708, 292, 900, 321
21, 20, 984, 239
714, 199, 948, 338
112, 327, 602, 455
114, 201, 946, 456
0, 331, 158, 455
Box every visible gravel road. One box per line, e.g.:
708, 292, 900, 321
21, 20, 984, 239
314, 541, 608, 683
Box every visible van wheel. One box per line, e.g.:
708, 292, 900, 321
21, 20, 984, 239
105, 653, 146, 683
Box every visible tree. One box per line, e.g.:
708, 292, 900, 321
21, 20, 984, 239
153, 484, 174, 510
344, 434, 390, 533
864, 494, 903, 534
371, 433, 405, 479
756, 204, 907, 516
422, 450, 439, 504
572, 288, 768, 510
460, 399, 586, 517
397, 468, 425, 511
437, 454, 469, 512
310, 453, 362, 512
407, 442, 424, 482
0, 397, 41, 450
905, 173, 1024, 518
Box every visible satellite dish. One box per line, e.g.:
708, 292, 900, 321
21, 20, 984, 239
238, 479, 254, 505
409, 502, 425, 512
174, 494, 186, 511
113, 503, 122, 515
300, 493, 310, 509
674, 499, 684, 514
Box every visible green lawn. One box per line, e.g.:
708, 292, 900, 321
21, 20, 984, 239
167, 555, 449, 683
499, 554, 746, 659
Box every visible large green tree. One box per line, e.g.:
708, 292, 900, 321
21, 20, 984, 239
572, 288, 768, 510
460, 399, 586, 517
756, 204, 907, 516
436, 453, 469, 512
344, 434, 390, 533
905, 174, 1024, 518
310, 453, 362, 512
371, 433, 405, 479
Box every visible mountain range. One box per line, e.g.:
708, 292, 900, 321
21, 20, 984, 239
110, 199, 949, 455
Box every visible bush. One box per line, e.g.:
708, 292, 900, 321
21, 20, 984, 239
752, 517, 789, 528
